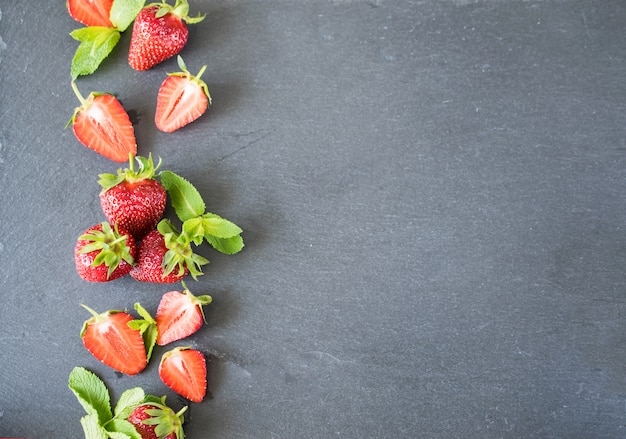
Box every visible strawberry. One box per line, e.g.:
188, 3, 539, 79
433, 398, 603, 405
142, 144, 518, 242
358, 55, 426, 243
155, 56, 212, 133
128, 0, 205, 71
99, 155, 167, 240
67, 0, 114, 27
129, 220, 209, 283
74, 222, 136, 282
127, 397, 187, 439
159, 347, 207, 403
80, 305, 148, 375
156, 282, 212, 345
68, 81, 137, 163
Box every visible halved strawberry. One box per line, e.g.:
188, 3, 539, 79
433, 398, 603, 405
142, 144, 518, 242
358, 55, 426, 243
156, 283, 212, 345
68, 81, 137, 163
159, 347, 207, 402
155, 56, 211, 133
80, 305, 148, 375
67, 0, 114, 27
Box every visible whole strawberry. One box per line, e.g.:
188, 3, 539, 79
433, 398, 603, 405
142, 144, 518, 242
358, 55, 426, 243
99, 155, 167, 240
130, 220, 208, 283
127, 397, 187, 439
128, 0, 205, 71
74, 222, 136, 282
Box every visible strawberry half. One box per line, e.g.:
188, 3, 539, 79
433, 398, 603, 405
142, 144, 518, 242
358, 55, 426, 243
128, 0, 205, 71
159, 347, 207, 403
127, 397, 187, 439
67, 0, 114, 27
99, 155, 167, 240
156, 283, 212, 345
80, 305, 148, 375
129, 220, 209, 283
74, 222, 136, 282
68, 81, 137, 163
155, 56, 211, 132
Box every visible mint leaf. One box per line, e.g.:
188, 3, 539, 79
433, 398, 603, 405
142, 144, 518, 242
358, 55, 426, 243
80, 413, 109, 439
110, 0, 146, 32
182, 217, 206, 245
106, 419, 142, 439
205, 233, 244, 255
69, 367, 112, 425
113, 387, 145, 420
129, 303, 158, 361
70, 27, 120, 79
160, 170, 206, 222
201, 212, 243, 238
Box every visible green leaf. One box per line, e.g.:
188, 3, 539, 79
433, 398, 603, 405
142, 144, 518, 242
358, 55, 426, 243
69, 367, 112, 425
182, 217, 206, 245
201, 212, 243, 238
205, 233, 244, 255
109, 0, 146, 32
80, 413, 109, 439
129, 303, 157, 362
113, 387, 145, 420
160, 170, 206, 222
106, 419, 142, 439
70, 27, 121, 79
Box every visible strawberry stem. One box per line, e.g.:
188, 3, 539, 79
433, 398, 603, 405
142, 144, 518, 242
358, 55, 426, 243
71, 80, 87, 106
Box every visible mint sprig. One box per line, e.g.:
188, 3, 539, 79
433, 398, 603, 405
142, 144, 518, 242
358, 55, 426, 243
70, 27, 121, 79
69, 367, 146, 439
159, 169, 245, 255
129, 303, 158, 361
110, 0, 146, 32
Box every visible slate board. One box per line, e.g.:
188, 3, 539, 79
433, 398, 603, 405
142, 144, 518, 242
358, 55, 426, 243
1, 0, 625, 437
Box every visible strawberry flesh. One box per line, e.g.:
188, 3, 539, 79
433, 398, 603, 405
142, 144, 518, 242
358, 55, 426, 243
72, 93, 137, 163
159, 347, 207, 403
67, 0, 114, 27
156, 289, 211, 345
81, 309, 147, 375
155, 75, 208, 132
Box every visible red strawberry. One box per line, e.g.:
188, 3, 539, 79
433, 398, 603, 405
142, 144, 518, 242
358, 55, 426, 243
80, 305, 148, 375
68, 81, 137, 163
128, 0, 205, 71
127, 398, 187, 439
155, 56, 211, 132
74, 222, 136, 282
99, 155, 167, 240
159, 347, 207, 403
156, 283, 212, 345
129, 220, 209, 283
67, 0, 114, 27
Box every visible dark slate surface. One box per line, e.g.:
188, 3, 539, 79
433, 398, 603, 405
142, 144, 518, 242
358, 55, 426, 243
1, 1, 626, 437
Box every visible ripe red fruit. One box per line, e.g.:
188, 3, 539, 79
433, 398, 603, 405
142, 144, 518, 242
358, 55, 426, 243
74, 222, 136, 282
99, 155, 167, 240
128, 0, 205, 71
67, 0, 114, 27
155, 56, 211, 133
127, 398, 187, 439
80, 305, 148, 375
156, 283, 212, 345
129, 221, 209, 283
159, 347, 207, 403
68, 81, 137, 163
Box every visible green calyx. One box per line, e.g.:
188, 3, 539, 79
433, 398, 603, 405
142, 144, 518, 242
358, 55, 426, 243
150, 0, 205, 24
98, 153, 162, 192
138, 398, 187, 439
181, 280, 212, 323
66, 81, 110, 128
78, 222, 135, 278
158, 219, 209, 281
169, 55, 212, 103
